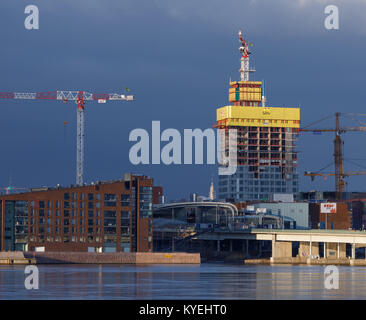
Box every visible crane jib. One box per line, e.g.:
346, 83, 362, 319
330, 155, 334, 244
0, 91, 132, 101
0, 92, 15, 99
0, 92, 58, 100
35, 91, 57, 99
92, 94, 110, 101
0, 88, 133, 187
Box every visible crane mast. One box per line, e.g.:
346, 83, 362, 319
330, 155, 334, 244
334, 112, 345, 199
77, 91, 85, 186
238, 30, 255, 81
301, 112, 366, 200
0, 90, 133, 186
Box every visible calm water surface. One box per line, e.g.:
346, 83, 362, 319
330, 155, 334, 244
1, 263, 366, 299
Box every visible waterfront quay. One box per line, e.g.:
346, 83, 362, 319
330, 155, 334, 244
196, 228, 366, 265
0, 252, 200, 265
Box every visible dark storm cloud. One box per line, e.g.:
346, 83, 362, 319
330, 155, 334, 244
1, 0, 366, 199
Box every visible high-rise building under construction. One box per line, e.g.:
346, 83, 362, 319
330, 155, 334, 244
216, 31, 300, 201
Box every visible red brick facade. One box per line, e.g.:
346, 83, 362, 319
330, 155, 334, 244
0, 174, 158, 253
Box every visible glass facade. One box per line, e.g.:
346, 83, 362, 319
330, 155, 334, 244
4, 201, 15, 251
139, 187, 153, 218
14, 201, 28, 251
218, 165, 299, 201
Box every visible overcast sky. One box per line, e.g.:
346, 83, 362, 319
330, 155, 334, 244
1, 0, 366, 200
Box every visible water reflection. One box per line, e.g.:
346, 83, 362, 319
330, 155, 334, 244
1, 264, 366, 299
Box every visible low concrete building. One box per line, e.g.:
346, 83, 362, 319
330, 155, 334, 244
247, 202, 309, 230
153, 201, 238, 251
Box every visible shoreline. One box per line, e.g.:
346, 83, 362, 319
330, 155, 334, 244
0, 251, 201, 265
244, 257, 366, 266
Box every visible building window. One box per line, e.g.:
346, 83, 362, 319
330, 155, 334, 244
88, 193, 94, 201
121, 211, 130, 219
64, 193, 70, 200
121, 227, 130, 236
104, 194, 117, 207
121, 194, 130, 206
104, 210, 116, 218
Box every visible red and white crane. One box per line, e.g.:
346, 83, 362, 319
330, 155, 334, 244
0, 90, 134, 186
238, 30, 255, 82
2, 186, 29, 195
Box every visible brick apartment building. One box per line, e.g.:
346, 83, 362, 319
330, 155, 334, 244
309, 202, 351, 230
0, 174, 161, 253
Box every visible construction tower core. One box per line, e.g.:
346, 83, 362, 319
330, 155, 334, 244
216, 30, 300, 202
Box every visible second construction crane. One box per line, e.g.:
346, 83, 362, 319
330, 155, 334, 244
0, 90, 133, 186
301, 112, 366, 200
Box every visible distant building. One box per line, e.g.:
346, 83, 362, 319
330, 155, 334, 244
309, 202, 351, 230
0, 174, 158, 253
350, 200, 366, 230
153, 201, 237, 251
153, 186, 164, 205
299, 191, 366, 202
245, 202, 309, 230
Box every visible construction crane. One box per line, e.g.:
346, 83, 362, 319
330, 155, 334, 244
0, 90, 133, 186
301, 112, 366, 200
1, 186, 29, 195
238, 30, 255, 82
